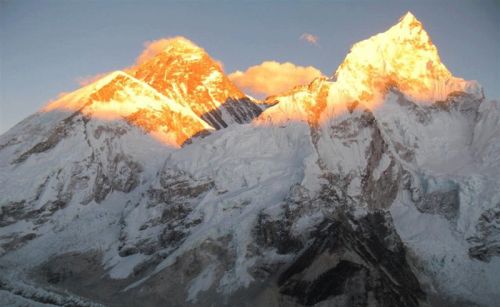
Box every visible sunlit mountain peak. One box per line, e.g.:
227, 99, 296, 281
156, 36, 205, 59
131, 36, 243, 102
130, 37, 261, 129
43, 70, 213, 147
398, 11, 421, 28
333, 11, 469, 104
257, 12, 481, 126
40, 33, 263, 146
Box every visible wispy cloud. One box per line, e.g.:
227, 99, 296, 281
228, 61, 323, 97
135, 36, 198, 65
214, 59, 225, 72
73, 37, 205, 88
76, 72, 110, 86
135, 38, 175, 65
300, 33, 319, 46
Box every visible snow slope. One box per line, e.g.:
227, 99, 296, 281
0, 12, 499, 307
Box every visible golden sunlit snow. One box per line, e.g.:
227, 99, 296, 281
42, 13, 480, 146
257, 12, 480, 126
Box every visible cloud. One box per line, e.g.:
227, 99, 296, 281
136, 39, 173, 65
74, 36, 213, 87
214, 59, 225, 72
228, 61, 323, 97
300, 33, 319, 46
135, 36, 199, 65
76, 72, 110, 86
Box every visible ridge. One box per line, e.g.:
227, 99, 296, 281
257, 12, 481, 126
42, 70, 213, 147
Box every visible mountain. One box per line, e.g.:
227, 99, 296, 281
43, 70, 213, 147
130, 37, 262, 129
1, 12, 499, 307
259, 12, 482, 126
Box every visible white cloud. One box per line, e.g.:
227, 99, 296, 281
228, 61, 323, 97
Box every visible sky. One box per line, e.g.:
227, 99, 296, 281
1, 0, 499, 134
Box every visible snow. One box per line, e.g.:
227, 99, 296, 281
0, 290, 57, 307
128, 122, 318, 291
107, 253, 147, 279
42, 70, 213, 147
4, 84, 497, 304
0, 13, 499, 307
391, 190, 500, 306
372, 153, 391, 180
203, 69, 222, 85
291, 211, 324, 237
187, 264, 216, 302
257, 13, 482, 127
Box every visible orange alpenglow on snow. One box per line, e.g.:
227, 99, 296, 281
43, 71, 213, 147
130, 37, 245, 105
41, 13, 481, 145
42, 36, 262, 146
256, 12, 481, 126
129, 37, 261, 129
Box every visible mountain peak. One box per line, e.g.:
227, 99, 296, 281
257, 12, 481, 126
130, 38, 261, 129
393, 12, 428, 41
165, 36, 200, 49
392, 11, 428, 44
398, 11, 420, 27
155, 36, 205, 59
331, 12, 479, 104
43, 70, 213, 147
97, 70, 128, 82
43, 70, 130, 113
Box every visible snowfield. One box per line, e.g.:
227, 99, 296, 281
1, 12, 499, 307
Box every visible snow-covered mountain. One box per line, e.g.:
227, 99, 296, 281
42, 70, 213, 147
1, 12, 499, 307
130, 37, 262, 129
259, 12, 481, 126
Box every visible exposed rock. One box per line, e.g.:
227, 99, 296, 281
13, 111, 82, 164
467, 204, 500, 261
279, 210, 424, 307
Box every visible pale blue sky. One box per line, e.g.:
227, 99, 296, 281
1, 0, 498, 133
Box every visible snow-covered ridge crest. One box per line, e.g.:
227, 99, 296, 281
44, 36, 262, 141
43, 70, 213, 147
257, 12, 482, 126
334, 11, 481, 104
153, 36, 206, 61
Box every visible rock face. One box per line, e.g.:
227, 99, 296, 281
278, 211, 423, 307
1, 12, 500, 307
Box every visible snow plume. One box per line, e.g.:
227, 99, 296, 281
214, 59, 225, 72
300, 33, 319, 46
76, 71, 111, 86
135, 36, 200, 65
228, 61, 323, 98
